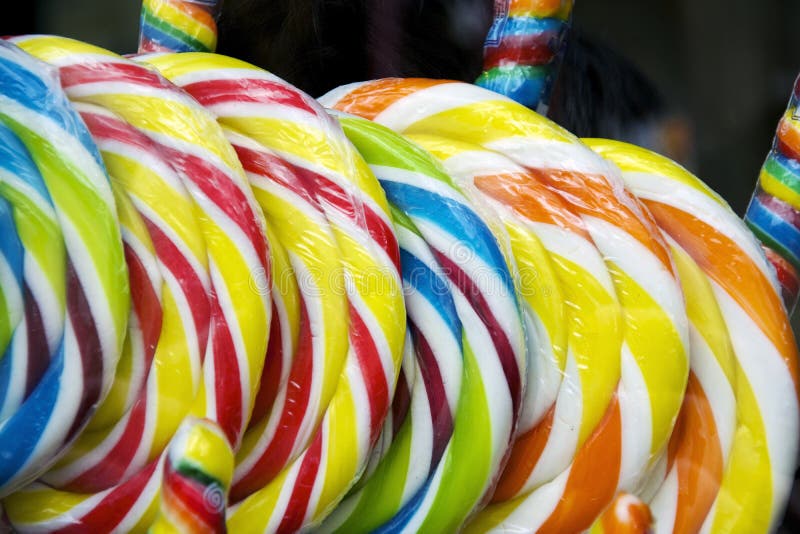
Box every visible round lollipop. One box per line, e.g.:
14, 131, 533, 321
318, 115, 526, 533
138, 52, 406, 531
0, 41, 129, 497
321, 79, 690, 532
139, 0, 221, 54
589, 138, 800, 534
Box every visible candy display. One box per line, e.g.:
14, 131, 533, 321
139, 0, 221, 54
745, 75, 800, 309
589, 139, 800, 533
0, 0, 798, 530
477, 0, 574, 112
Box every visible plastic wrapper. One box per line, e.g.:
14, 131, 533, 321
320, 78, 799, 533
477, 0, 574, 113
0, 40, 129, 498
138, 0, 221, 54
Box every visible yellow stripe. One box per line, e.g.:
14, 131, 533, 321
3, 486, 92, 524
142, 52, 262, 80
180, 422, 234, 488
15, 35, 118, 63
760, 168, 800, 211
145, 0, 217, 48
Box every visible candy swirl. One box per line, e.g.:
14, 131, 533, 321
139, 0, 221, 54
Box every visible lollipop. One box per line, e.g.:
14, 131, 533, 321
589, 139, 800, 533
139, 0, 221, 54
139, 52, 406, 531
317, 115, 526, 533
3, 35, 271, 531
0, 41, 129, 496
477, 0, 573, 112
744, 76, 800, 309
321, 79, 690, 532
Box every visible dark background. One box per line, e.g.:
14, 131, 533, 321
3, 0, 800, 530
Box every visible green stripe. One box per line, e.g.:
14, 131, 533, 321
418, 336, 492, 532
747, 221, 800, 271
0, 181, 66, 311
0, 285, 11, 357
142, 7, 211, 52
764, 156, 800, 194
340, 117, 456, 187
2, 116, 129, 352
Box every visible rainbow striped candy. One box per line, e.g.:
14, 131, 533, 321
745, 75, 800, 309
590, 139, 800, 533
0, 41, 129, 496
477, 0, 574, 112
3, 35, 271, 531
140, 52, 406, 531
321, 78, 690, 532
139, 0, 220, 54
319, 115, 526, 533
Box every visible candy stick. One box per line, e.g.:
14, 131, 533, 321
138, 0, 222, 54
139, 52, 406, 531
150, 418, 234, 534
0, 41, 129, 495
321, 79, 689, 531
744, 74, 800, 309
4, 36, 270, 530
477, 0, 574, 112
318, 116, 526, 533
589, 139, 800, 533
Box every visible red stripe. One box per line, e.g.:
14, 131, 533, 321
250, 301, 283, 429
230, 297, 314, 503
65, 260, 105, 440
183, 78, 319, 116
234, 143, 320, 208
23, 285, 49, 398
410, 323, 453, 466
81, 111, 154, 154
209, 295, 243, 444
391, 370, 411, 437
483, 31, 558, 69
64, 394, 149, 492
56, 461, 159, 533
124, 242, 163, 388
349, 304, 390, 442
158, 146, 269, 272
277, 434, 323, 534
60, 62, 171, 92
163, 461, 223, 532
433, 250, 522, 417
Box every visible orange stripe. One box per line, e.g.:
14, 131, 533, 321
332, 79, 449, 121
534, 169, 674, 273
492, 405, 555, 502
169, 0, 216, 28
648, 201, 800, 397
509, 0, 563, 16
474, 173, 590, 239
671, 373, 723, 534
599, 493, 652, 534
538, 393, 622, 534
778, 118, 800, 158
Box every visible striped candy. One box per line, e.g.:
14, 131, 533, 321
140, 52, 406, 531
319, 115, 526, 533
139, 0, 220, 54
3, 35, 271, 531
478, 0, 573, 112
0, 41, 129, 496
589, 139, 800, 533
321, 79, 690, 532
150, 418, 234, 534
745, 75, 800, 309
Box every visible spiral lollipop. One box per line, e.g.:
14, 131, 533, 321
139, 52, 406, 531
314, 115, 526, 533
150, 418, 234, 534
745, 74, 800, 309
0, 41, 129, 496
589, 139, 800, 533
139, 0, 221, 54
3, 35, 270, 531
321, 79, 690, 532
477, 0, 574, 112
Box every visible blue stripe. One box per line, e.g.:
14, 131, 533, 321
477, 67, 547, 109
399, 248, 461, 343
141, 25, 198, 53
0, 43, 105, 170
0, 124, 53, 202
380, 181, 516, 295
746, 195, 800, 266
0, 200, 23, 288
373, 473, 434, 534
503, 16, 563, 37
